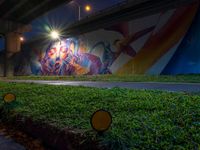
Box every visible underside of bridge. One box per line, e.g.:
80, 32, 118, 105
0, 0, 71, 76
0, 0, 71, 24
64, 0, 196, 36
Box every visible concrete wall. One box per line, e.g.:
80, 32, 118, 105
4, 1, 200, 76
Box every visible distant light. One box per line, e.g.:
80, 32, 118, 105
85, 5, 91, 12
50, 30, 59, 39
20, 36, 24, 42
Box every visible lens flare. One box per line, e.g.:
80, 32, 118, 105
20, 36, 24, 42
50, 30, 59, 39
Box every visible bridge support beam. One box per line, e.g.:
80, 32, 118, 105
1, 20, 31, 77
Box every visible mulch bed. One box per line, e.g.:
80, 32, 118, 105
0, 123, 50, 150
0, 108, 103, 150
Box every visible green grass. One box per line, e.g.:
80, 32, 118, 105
2, 74, 200, 83
0, 81, 200, 149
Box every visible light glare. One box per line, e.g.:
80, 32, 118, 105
20, 36, 24, 42
85, 5, 91, 12
50, 30, 59, 39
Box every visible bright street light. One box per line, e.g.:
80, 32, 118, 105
85, 5, 91, 12
70, 1, 92, 20
50, 30, 59, 40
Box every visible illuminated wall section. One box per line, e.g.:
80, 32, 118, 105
13, 1, 200, 75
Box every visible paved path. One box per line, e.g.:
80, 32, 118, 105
0, 134, 25, 150
7, 80, 200, 92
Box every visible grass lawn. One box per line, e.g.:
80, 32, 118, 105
0, 81, 200, 149
2, 74, 200, 83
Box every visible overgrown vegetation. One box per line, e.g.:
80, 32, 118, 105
0, 81, 200, 149
2, 74, 200, 83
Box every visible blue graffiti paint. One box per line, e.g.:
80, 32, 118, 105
162, 7, 200, 75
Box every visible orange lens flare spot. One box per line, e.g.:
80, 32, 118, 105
91, 110, 112, 132
3, 93, 16, 103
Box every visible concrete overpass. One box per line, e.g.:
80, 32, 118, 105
63, 0, 197, 36
0, 0, 71, 76
24, 0, 197, 45
3, 0, 198, 76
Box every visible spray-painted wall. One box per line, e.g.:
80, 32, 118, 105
6, 1, 200, 75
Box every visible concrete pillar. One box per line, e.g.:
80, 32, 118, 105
3, 34, 7, 77
1, 22, 31, 77
3, 33, 21, 77
6, 32, 21, 54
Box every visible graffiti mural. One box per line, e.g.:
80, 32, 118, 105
35, 25, 155, 75
7, 1, 200, 75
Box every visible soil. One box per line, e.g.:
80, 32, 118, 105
0, 123, 51, 150
0, 113, 103, 150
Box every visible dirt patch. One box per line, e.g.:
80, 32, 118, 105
0, 123, 50, 150
0, 111, 104, 150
